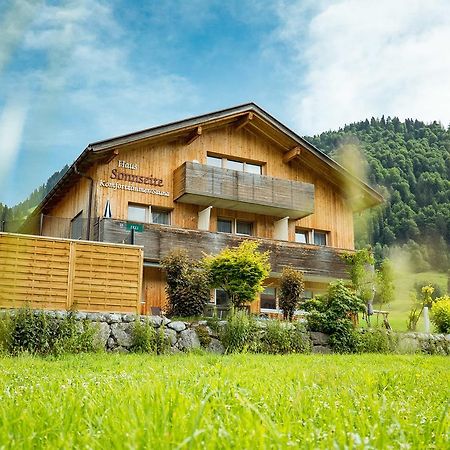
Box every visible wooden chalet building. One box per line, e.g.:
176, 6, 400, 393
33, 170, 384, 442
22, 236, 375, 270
25, 103, 382, 314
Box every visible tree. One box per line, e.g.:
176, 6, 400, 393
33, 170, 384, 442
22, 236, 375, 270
374, 259, 395, 307
204, 241, 270, 308
342, 247, 375, 304
278, 267, 305, 321
162, 249, 210, 317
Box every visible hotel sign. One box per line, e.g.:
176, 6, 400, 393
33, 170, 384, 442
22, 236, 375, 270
99, 160, 170, 197
126, 222, 144, 232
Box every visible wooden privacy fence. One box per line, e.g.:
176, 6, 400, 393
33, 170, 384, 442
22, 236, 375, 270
0, 233, 143, 313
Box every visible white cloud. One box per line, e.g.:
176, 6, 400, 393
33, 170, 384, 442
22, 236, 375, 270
6, 0, 198, 148
274, 0, 450, 134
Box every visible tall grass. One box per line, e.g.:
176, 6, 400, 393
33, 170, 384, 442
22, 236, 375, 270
0, 353, 448, 449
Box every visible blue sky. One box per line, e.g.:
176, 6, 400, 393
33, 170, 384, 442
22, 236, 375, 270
1, 0, 450, 206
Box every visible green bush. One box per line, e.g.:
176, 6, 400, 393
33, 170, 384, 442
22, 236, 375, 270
194, 325, 212, 347
431, 296, 450, 333
259, 320, 310, 354
162, 249, 210, 317
219, 309, 258, 353
0, 308, 95, 356
278, 267, 304, 321
304, 281, 366, 353
357, 329, 399, 353
205, 241, 270, 308
130, 320, 167, 354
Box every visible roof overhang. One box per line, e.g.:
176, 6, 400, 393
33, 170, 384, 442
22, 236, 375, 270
25, 102, 383, 225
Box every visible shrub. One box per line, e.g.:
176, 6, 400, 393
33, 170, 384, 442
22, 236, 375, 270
278, 267, 305, 321
431, 296, 450, 333
219, 309, 258, 353
1, 308, 95, 356
162, 249, 210, 317
304, 281, 366, 353
407, 285, 436, 331
205, 241, 270, 308
259, 320, 310, 354
414, 281, 442, 301
130, 320, 167, 354
357, 329, 398, 353
194, 325, 212, 348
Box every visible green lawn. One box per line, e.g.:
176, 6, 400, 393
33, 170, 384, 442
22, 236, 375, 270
0, 353, 448, 449
379, 271, 447, 331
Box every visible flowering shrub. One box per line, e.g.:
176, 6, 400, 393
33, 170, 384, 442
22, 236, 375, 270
431, 296, 450, 333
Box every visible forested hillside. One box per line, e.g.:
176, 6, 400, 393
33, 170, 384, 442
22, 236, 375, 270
308, 117, 450, 271
0, 165, 68, 230
2, 117, 449, 272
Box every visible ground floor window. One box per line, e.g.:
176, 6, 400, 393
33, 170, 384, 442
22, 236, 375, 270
128, 203, 171, 225
260, 287, 277, 310
295, 229, 309, 244
294, 228, 329, 246
212, 289, 229, 306
151, 208, 171, 225
313, 231, 327, 246
217, 218, 253, 236
128, 203, 148, 222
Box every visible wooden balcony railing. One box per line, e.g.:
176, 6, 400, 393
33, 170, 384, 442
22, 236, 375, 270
99, 219, 350, 280
173, 162, 314, 219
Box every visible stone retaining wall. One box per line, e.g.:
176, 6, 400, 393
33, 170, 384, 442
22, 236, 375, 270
2, 310, 449, 355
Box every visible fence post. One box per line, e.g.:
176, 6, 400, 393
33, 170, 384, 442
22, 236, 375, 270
66, 241, 76, 310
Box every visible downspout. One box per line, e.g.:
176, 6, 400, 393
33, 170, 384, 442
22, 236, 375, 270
74, 165, 94, 240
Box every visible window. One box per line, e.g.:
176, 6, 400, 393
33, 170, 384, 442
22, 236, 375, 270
217, 218, 253, 236
227, 159, 244, 172
151, 208, 170, 225
128, 203, 147, 223
217, 218, 233, 233
206, 154, 263, 174
295, 229, 309, 244
128, 203, 172, 225
260, 287, 277, 310
236, 220, 253, 236
313, 231, 327, 246
245, 162, 262, 175
214, 289, 229, 306
70, 211, 84, 240
206, 155, 222, 168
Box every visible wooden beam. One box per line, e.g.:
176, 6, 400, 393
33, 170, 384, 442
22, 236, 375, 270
235, 112, 254, 131
104, 149, 119, 164
283, 146, 302, 163
185, 126, 202, 145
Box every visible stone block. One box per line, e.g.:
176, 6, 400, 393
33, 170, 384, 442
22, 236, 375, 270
108, 313, 122, 323
122, 314, 136, 323
92, 322, 110, 349
164, 328, 178, 346
208, 338, 225, 354
310, 331, 330, 346
111, 323, 133, 348
147, 316, 163, 327
178, 329, 200, 350
168, 321, 186, 332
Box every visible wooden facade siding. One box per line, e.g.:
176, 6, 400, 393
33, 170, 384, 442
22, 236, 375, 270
0, 233, 143, 314
173, 161, 315, 219
100, 219, 350, 280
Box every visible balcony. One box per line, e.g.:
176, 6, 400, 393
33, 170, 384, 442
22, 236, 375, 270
173, 162, 314, 219
98, 219, 350, 281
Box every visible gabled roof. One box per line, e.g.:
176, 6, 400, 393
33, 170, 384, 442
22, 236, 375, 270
27, 102, 383, 220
